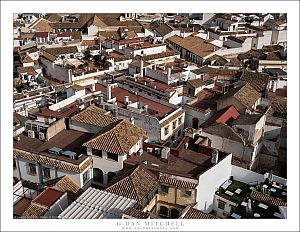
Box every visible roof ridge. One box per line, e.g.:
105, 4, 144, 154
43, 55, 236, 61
128, 174, 140, 203
112, 127, 127, 154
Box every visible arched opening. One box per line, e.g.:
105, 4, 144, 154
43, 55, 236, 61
93, 168, 103, 184
158, 206, 168, 218
192, 118, 199, 129
107, 172, 116, 183
170, 208, 180, 218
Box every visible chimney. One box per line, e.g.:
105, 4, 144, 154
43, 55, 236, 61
124, 96, 129, 105
140, 59, 144, 77
98, 94, 103, 103
167, 67, 171, 78
211, 149, 219, 164
92, 83, 96, 92
184, 143, 189, 149
161, 147, 170, 159
17, 136, 20, 143
130, 117, 135, 124
112, 107, 118, 118
107, 84, 112, 100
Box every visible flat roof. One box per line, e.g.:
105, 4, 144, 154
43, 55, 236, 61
58, 188, 137, 219
125, 137, 229, 179
94, 84, 175, 120
187, 88, 222, 113
14, 129, 93, 164
33, 188, 65, 208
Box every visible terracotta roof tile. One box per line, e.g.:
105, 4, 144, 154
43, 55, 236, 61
218, 83, 260, 109
250, 191, 287, 207
158, 176, 197, 189
240, 70, 270, 93
187, 79, 204, 89
155, 24, 173, 37
167, 35, 219, 58
83, 119, 145, 155
21, 55, 34, 64
202, 123, 245, 143
122, 207, 150, 219
21, 203, 48, 219
14, 149, 92, 173
45, 176, 84, 201
71, 105, 117, 128
183, 208, 216, 219
30, 19, 52, 32
46, 13, 62, 23
44, 46, 78, 57
17, 66, 37, 76
106, 165, 159, 205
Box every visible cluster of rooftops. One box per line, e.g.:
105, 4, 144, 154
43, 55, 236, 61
13, 13, 287, 220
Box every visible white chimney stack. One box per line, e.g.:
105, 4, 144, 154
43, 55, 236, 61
130, 117, 135, 124
161, 147, 170, 159
211, 149, 219, 164
124, 95, 129, 105
140, 59, 144, 77
167, 67, 171, 78
107, 84, 112, 100
92, 83, 96, 92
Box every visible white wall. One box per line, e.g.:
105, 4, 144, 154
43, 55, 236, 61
132, 45, 167, 56
45, 193, 68, 218
200, 131, 253, 162
231, 165, 264, 184
49, 91, 85, 111
40, 58, 71, 83
92, 152, 127, 185
213, 194, 238, 218
117, 107, 161, 143
184, 106, 213, 128
196, 154, 232, 212
160, 111, 185, 141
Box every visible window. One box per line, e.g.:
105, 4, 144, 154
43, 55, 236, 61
185, 190, 192, 197
43, 167, 51, 179
28, 163, 36, 175
161, 185, 169, 194
107, 153, 118, 162
229, 204, 236, 213
164, 126, 169, 136
13, 159, 17, 169
218, 200, 226, 210
93, 149, 102, 158
25, 124, 31, 131
178, 117, 182, 125
83, 170, 89, 183
172, 121, 177, 130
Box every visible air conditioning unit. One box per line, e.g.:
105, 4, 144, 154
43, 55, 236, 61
28, 130, 35, 138
146, 147, 153, 153
154, 148, 160, 155
39, 132, 45, 141
137, 149, 143, 156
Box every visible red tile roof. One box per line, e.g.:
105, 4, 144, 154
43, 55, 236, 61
33, 188, 65, 207
201, 105, 240, 127
35, 32, 49, 38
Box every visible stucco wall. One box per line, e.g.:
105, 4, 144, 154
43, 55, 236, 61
196, 154, 232, 212
46, 118, 66, 140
